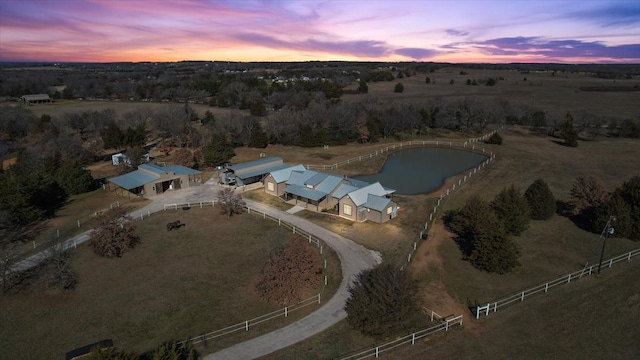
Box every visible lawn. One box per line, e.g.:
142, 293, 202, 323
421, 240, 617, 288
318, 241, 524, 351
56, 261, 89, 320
352, 67, 640, 121
0, 207, 340, 359
258, 131, 640, 359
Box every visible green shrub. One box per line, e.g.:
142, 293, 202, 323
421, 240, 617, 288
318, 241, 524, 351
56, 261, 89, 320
524, 179, 556, 220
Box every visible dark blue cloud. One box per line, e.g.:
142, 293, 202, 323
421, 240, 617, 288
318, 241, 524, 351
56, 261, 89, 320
233, 32, 390, 57
394, 48, 438, 59
445, 29, 469, 37
474, 36, 640, 59
567, 3, 640, 28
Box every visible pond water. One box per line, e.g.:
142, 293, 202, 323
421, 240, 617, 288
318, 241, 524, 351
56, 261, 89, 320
354, 147, 488, 195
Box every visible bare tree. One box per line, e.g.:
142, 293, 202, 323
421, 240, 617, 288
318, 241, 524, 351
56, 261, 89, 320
216, 188, 245, 217
90, 208, 140, 258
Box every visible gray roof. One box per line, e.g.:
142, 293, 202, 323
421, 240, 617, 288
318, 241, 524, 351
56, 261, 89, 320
347, 182, 391, 207
305, 172, 328, 187
229, 157, 282, 172
22, 94, 50, 101
108, 170, 157, 190
164, 165, 201, 175
287, 169, 319, 186
365, 194, 392, 212
332, 183, 359, 199
235, 163, 290, 180
110, 164, 200, 190
269, 164, 306, 183
285, 184, 327, 202
315, 175, 344, 194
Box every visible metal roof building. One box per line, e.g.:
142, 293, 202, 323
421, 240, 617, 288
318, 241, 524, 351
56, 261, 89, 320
108, 163, 201, 198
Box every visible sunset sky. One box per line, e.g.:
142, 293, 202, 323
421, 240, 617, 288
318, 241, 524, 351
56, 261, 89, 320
1, 0, 638, 63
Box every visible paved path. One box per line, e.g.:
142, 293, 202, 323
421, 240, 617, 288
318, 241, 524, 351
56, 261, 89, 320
205, 199, 380, 360
10, 178, 381, 359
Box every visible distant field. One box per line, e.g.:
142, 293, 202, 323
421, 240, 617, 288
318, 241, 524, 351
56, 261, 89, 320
346, 67, 640, 121
20, 67, 640, 125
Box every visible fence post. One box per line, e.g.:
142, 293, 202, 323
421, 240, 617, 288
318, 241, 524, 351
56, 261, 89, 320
57, 229, 60, 238
412, 333, 416, 345
376, 347, 379, 358
567, 274, 571, 283
318, 293, 321, 304
33, 240, 36, 249
521, 291, 525, 301
325, 276, 327, 286
545, 283, 549, 292
285, 307, 288, 317
320, 245, 323, 254
77, 220, 80, 228
245, 320, 249, 331
324, 259, 327, 269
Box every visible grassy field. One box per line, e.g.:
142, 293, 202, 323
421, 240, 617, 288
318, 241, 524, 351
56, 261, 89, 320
7, 72, 640, 359
0, 208, 340, 359
260, 258, 640, 360
258, 131, 640, 359
349, 67, 640, 121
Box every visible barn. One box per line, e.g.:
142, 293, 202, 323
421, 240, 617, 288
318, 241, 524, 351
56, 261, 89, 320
221, 156, 290, 186
20, 94, 52, 105
107, 163, 201, 198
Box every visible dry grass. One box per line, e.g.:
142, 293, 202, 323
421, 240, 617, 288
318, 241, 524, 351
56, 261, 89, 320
352, 67, 640, 121
0, 208, 340, 360
258, 131, 640, 359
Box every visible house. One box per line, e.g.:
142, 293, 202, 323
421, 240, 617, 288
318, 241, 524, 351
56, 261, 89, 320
112, 152, 150, 166
264, 165, 398, 223
20, 94, 52, 105
337, 182, 398, 223
107, 163, 201, 197
221, 156, 290, 186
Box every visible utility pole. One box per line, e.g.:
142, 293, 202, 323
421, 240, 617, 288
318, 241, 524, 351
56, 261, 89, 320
597, 215, 616, 274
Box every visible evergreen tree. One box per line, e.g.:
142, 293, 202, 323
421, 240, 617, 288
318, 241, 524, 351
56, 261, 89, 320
561, 112, 578, 147
249, 123, 269, 148
468, 211, 520, 274
345, 263, 420, 337
202, 134, 235, 166
524, 179, 556, 220
357, 79, 368, 93
55, 161, 94, 195
491, 185, 530, 236
613, 176, 640, 240
589, 194, 632, 238
103, 121, 124, 150
446, 196, 520, 273
486, 132, 503, 145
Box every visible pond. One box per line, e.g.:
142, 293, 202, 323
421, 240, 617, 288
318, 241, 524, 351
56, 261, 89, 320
354, 147, 488, 195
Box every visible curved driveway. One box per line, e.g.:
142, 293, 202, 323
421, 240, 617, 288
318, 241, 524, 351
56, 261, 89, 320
11, 179, 380, 359
206, 198, 380, 359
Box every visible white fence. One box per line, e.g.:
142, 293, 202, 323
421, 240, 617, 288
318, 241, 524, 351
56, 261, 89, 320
399, 131, 498, 270
306, 132, 496, 171
180, 294, 321, 346
160, 201, 334, 345
339, 315, 463, 360
475, 248, 640, 319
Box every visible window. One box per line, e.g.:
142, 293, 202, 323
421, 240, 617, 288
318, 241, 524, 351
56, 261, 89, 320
267, 182, 275, 192
343, 204, 352, 216
387, 206, 393, 214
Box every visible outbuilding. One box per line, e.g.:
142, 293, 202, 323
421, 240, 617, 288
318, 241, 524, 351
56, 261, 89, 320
20, 94, 52, 105
107, 163, 201, 198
